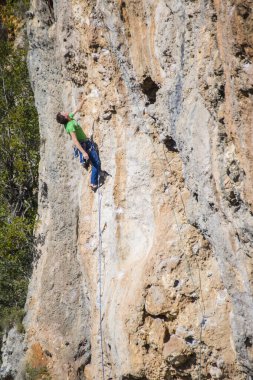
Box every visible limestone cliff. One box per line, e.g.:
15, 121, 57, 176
3, 0, 253, 379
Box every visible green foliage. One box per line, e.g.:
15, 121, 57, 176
0, 42, 39, 218
0, 0, 30, 21
26, 365, 52, 380
0, 0, 39, 357
0, 307, 26, 333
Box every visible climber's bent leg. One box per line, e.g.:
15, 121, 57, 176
86, 141, 101, 186
90, 151, 101, 186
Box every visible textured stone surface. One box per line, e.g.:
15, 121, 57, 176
1, 0, 253, 379
0, 328, 24, 379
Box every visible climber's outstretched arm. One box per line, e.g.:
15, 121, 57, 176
70, 132, 89, 160
72, 97, 85, 116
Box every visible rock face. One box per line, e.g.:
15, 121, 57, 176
0, 328, 24, 379
4, 0, 253, 379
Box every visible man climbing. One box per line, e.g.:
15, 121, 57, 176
56, 97, 101, 190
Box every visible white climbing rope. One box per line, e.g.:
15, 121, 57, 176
97, 174, 106, 380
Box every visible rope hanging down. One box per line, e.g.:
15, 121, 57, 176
97, 174, 106, 380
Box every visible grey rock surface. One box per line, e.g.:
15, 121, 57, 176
0, 328, 24, 379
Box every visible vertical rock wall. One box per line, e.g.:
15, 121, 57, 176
6, 0, 253, 379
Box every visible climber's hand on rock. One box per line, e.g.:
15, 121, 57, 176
73, 96, 85, 115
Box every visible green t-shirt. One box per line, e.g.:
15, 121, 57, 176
65, 112, 87, 142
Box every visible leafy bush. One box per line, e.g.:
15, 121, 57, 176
25, 365, 52, 380
0, 307, 26, 334
0, 0, 39, 358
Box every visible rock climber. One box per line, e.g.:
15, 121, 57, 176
56, 97, 101, 190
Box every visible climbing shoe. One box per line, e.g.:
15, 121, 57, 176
90, 184, 98, 191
